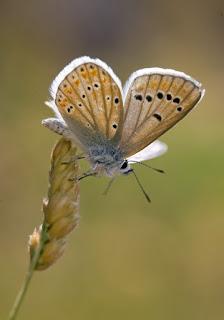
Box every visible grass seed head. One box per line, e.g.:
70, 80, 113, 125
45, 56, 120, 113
28, 138, 80, 270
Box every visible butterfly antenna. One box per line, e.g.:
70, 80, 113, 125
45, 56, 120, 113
131, 161, 165, 174
132, 170, 151, 203
102, 178, 115, 196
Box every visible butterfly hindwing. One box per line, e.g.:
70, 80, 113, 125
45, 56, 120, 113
49, 57, 123, 149
127, 140, 168, 163
120, 68, 205, 157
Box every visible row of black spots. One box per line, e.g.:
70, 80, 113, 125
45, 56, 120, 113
67, 102, 84, 113
152, 106, 183, 122
67, 105, 74, 113
81, 63, 105, 78
57, 93, 63, 103
87, 84, 100, 91
105, 96, 119, 104
152, 105, 183, 120
163, 92, 181, 104
134, 93, 152, 103
154, 91, 181, 104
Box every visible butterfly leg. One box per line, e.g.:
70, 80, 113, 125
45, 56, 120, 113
68, 170, 96, 182
61, 154, 86, 165
102, 178, 115, 195
77, 171, 97, 181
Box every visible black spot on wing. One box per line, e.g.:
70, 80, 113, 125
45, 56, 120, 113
134, 94, 143, 101
166, 93, 172, 101
114, 97, 119, 104
146, 95, 152, 102
173, 97, 180, 104
157, 92, 163, 99
153, 113, 162, 121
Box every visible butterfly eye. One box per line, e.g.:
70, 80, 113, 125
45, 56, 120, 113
120, 160, 128, 170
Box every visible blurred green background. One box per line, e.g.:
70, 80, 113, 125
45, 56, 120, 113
1, 0, 224, 319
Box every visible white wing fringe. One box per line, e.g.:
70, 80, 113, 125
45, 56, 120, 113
127, 140, 168, 163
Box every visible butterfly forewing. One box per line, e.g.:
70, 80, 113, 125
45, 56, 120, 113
120, 69, 204, 157
51, 57, 123, 149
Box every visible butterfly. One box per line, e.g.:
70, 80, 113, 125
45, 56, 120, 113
43, 56, 205, 199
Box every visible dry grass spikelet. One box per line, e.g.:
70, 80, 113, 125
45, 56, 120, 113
28, 138, 80, 270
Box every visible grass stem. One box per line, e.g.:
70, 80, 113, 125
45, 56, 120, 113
8, 225, 47, 320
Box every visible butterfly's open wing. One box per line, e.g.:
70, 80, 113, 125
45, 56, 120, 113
127, 140, 167, 163
119, 68, 205, 158
47, 56, 123, 151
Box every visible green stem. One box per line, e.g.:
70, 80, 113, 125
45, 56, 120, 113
8, 224, 47, 320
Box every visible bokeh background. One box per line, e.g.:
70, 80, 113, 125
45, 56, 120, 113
1, 0, 224, 319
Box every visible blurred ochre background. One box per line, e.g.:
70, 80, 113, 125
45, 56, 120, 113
1, 0, 224, 319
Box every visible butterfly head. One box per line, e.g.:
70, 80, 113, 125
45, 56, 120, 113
92, 158, 132, 177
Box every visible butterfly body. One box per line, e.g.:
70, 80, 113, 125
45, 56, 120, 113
87, 143, 126, 176
43, 56, 205, 181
